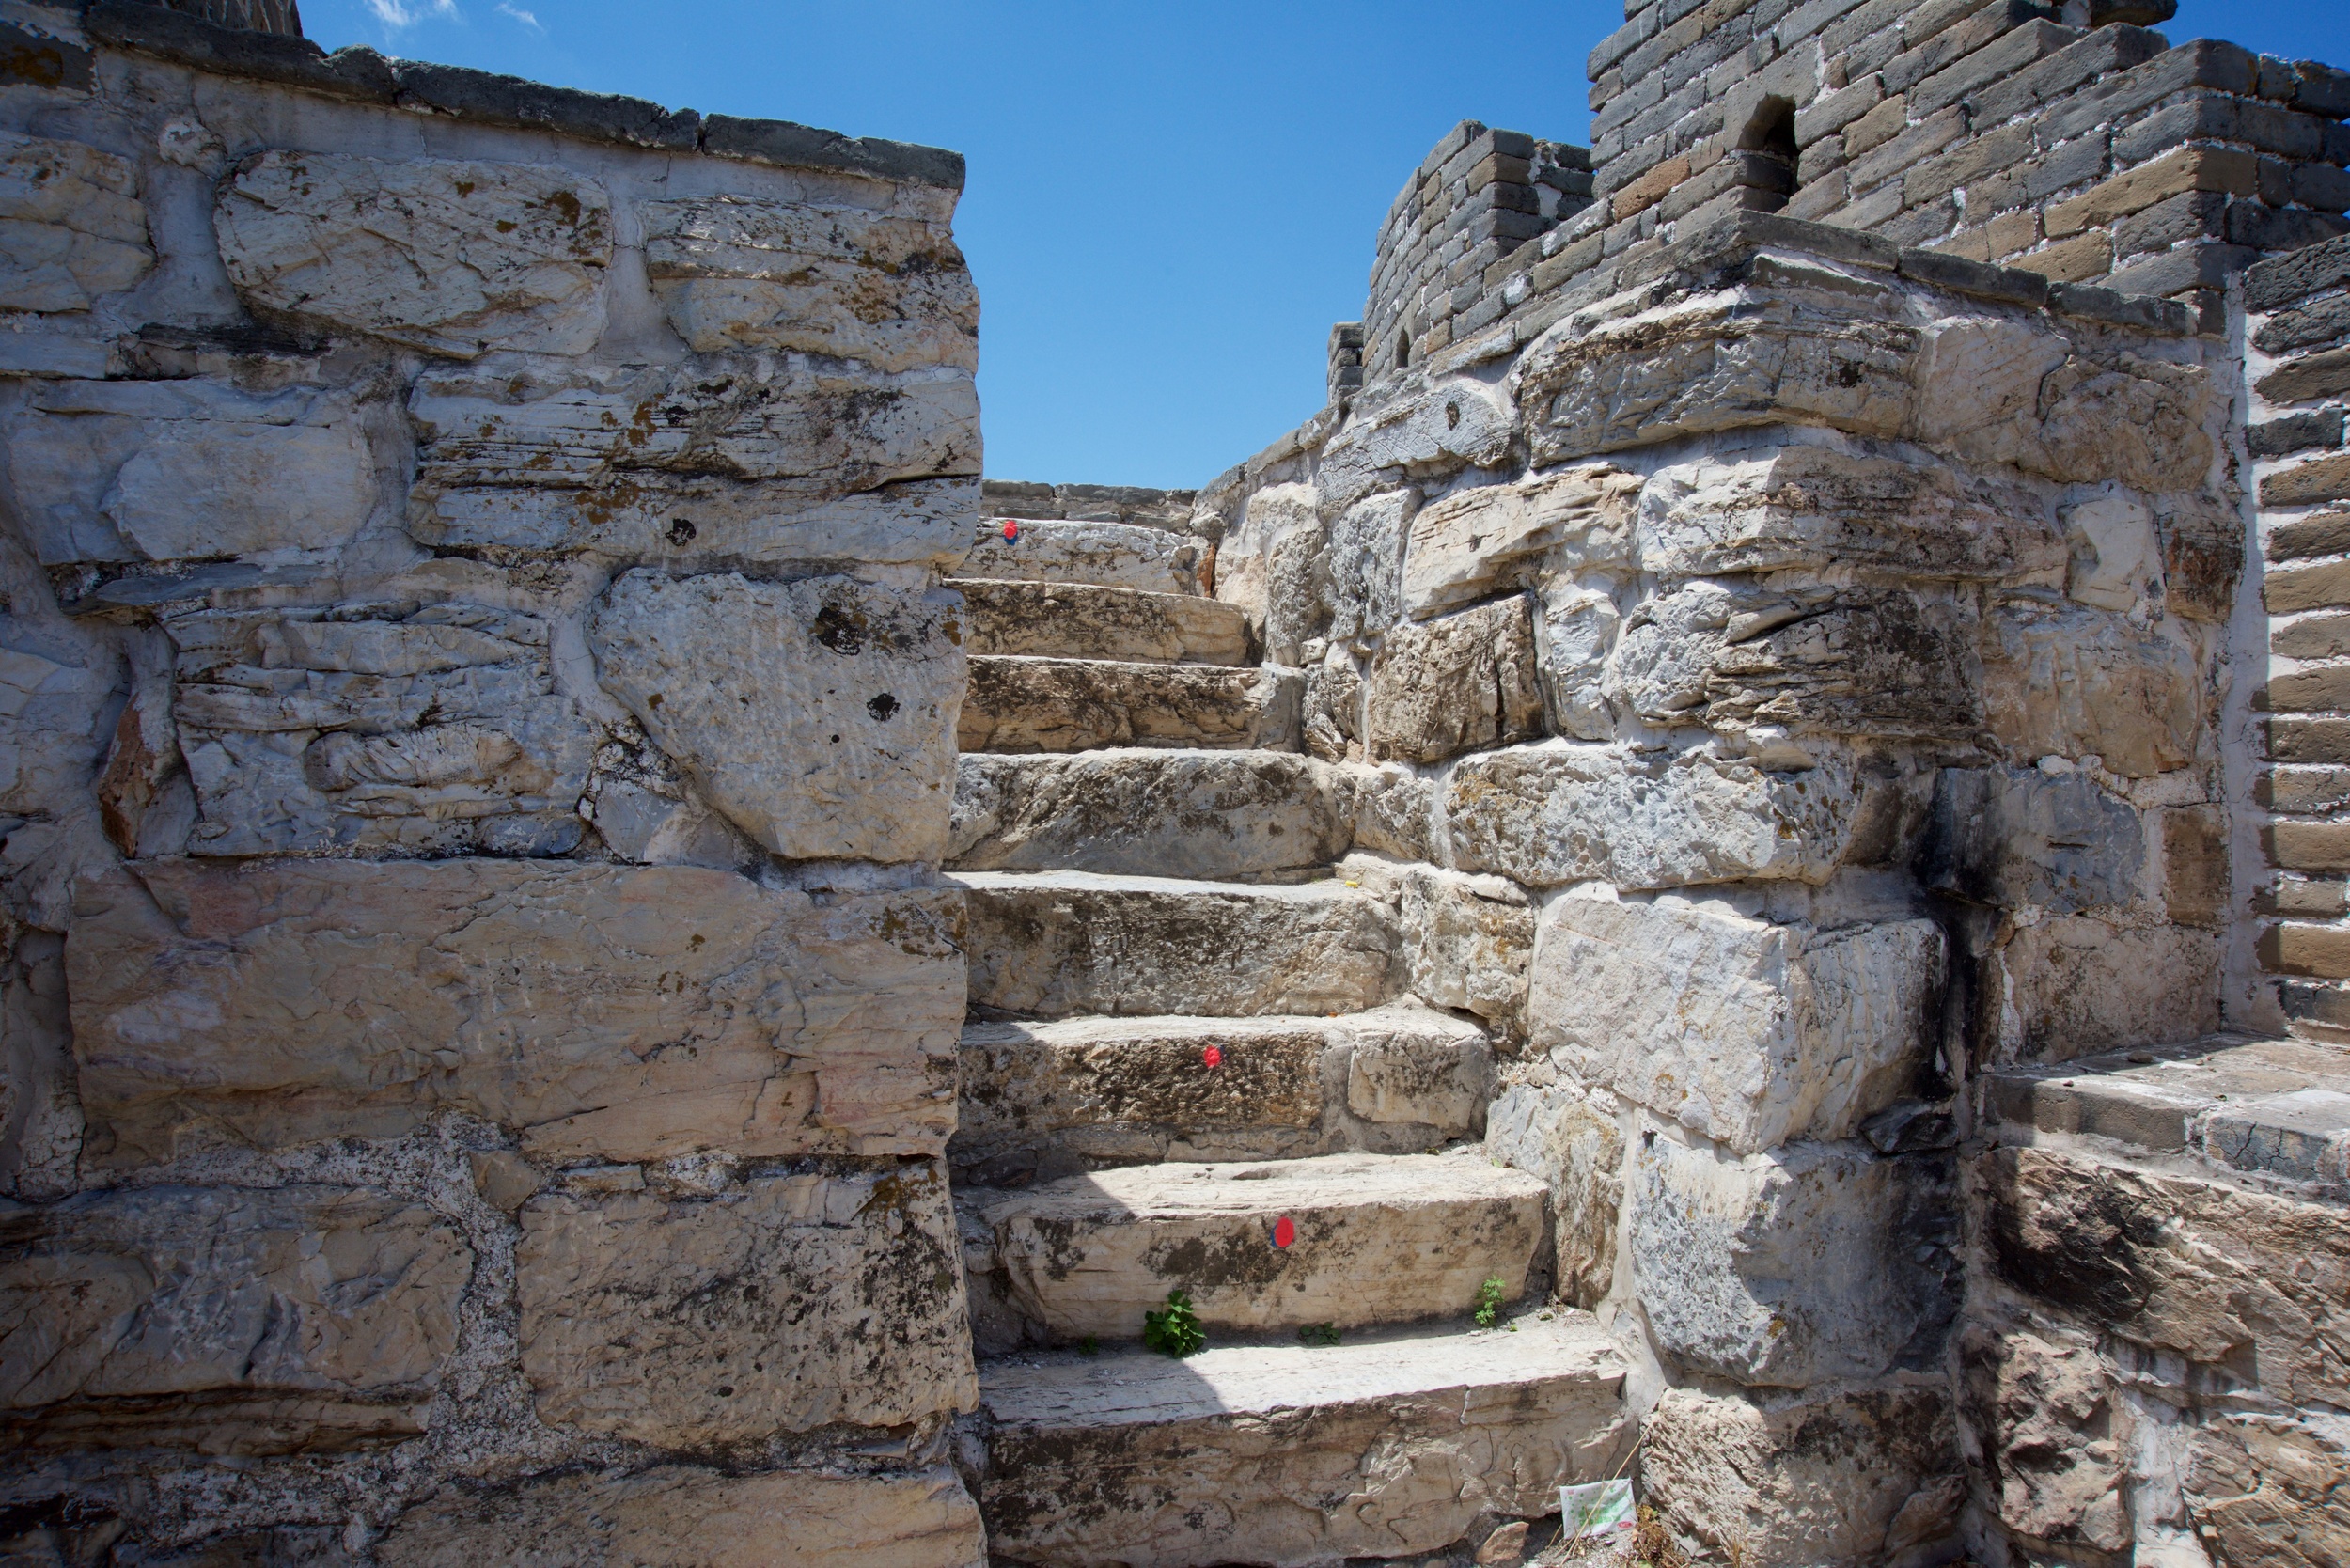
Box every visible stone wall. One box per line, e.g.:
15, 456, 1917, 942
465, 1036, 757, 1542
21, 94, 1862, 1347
0, 2, 984, 1561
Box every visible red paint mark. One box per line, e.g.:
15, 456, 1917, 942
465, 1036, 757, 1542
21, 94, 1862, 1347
1202, 1045, 1223, 1069
1001, 519, 1020, 541
1273, 1216, 1295, 1249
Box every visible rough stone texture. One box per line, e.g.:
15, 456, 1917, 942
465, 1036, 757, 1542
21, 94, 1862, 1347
1402, 468, 1641, 619
957, 870, 1396, 1020
958, 578, 1248, 665
0, 129, 151, 315
1214, 481, 1328, 665
0, 1184, 470, 1452
67, 859, 964, 1167
1345, 1010, 1493, 1130
216, 150, 614, 357
590, 572, 962, 863
963, 517, 1205, 594
1396, 867, 1534, 1037
971, 1314, 1632, 1568
1961, 1324, 2130, 1555
378, 1465, 988, 1568
1484, 1081, 1623, 1309
1443, 743, 1866, 890
1631, 1135, 1954, 1389
517, 1161, 975, 1446
2184, 1413, 2350, 1568
1368, 595, 1546, 763
1639, 1384, 1963, 1568
642, 196, 979, 373
949, 749, 1348, 878
960, 656, 1299, 754
1979, 599, 2203, 776
1996, 917, 2225, 1062
1534, 894, 1943, 1153
976, 1152, 1544, 1340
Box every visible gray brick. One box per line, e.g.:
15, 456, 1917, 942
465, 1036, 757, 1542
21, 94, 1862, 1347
2299, 60, 2350, 120
1590, 7, 1660, 76
2047, 279, 2199, 333
1795, 73, 1882, 148
2107, 241, 2261, 296
2299, 163, 2350, 213
2109, 95, 2237, 168
1820, 0, 1912, 60
1846, 105, 1968, 195
1966, 24, 2170, 127
1773, 0, 1871, 50
2229, 201, 2350, 254
2234, 100, 2334, 162
2037, 41, 2261, 149
2113, 191, 2228, 261
2251, 410, 2347, 457
1898, 244, 2051, 306
1879, 196, 1963, 247
1905, 121, 2031, 207
2259, 294, 2350, 355
1912, 20, 2083, 118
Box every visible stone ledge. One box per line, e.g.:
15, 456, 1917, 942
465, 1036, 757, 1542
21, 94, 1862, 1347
74, 0, 965, 189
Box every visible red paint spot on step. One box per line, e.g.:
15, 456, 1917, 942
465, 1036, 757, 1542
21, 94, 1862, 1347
1273, 1216, 1295, 1249
1202, 1045, 1222, 1069
1001, 519, 1020, 541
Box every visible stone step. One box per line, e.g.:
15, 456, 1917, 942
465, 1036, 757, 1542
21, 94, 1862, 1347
954, 577, 1250, 665
961, 516, 1208, 594
949, 748, 1349, 878
964, 1310, 1631, 1568
964, 1150, 1546, 1346
959, 655, 1301, 755
954, 869, 1398, 1020
951, 1004, 1494, 1184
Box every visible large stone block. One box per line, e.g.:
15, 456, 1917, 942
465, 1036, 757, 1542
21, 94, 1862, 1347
68, 859, 964, 1167
1996, 917, 2222, 1062
0, 129, 151, 313
1980, 599, 2203, 776
1530, 895, 1944, 1154
1325, 489, 1414, 642
1484, 1081, 1624, 1309
5, 380, 376, 566
1401, 467, 1640, 619
1923, 767, 2145, 915
958, 656, 1300, 755
0, 632, 116, 818
1397, 867, 1533, 1036
642, 196, 979, 373
1978, 1144, 2350, 1409
0, 1184, 470, 1453
517, 1161, 975, 1446
958, 579, 1247, 665
1923, 322, 2214, 494
1637, 444, 2065, 581
1442, 743, 1865, 890
407, 360, 979, 560
1214, 482, 1327, 664
215, 150, 612, 357
378, 1464, 987, 1568
963, 517, 1205, 594
590, 572, 962, 863
1959, 1324, 2129, 1555
2184, 1413, 2350, 1568
165, 597, 598, 858
1639, 1384, 1963, 1568
1630, 1135, 1954, 1388
1367, 596, 1545, 764
1316, 376, 1517, 515
949, 749, 1348, 878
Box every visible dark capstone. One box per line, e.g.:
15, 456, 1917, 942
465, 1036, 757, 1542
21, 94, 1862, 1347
700, 113, 964, 193
1863, 1101, 1960, 1155
1898, 247, 2050, 308
2248, 231, 2350, 311
388, 59, 699, 151
2251, 410, 2348, 459
2089, 0, 2176, 24
0, 20, 91, 92
83, 0, 394, 102
1691, 210, 1903, 275
63, 561, 272, 617
2299, 59, 2350, 120
2046, 280, 2196, 335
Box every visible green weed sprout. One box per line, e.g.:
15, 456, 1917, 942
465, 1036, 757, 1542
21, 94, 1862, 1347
1474, 1276, 1507, 1328
1143, 1289, 1206, 1357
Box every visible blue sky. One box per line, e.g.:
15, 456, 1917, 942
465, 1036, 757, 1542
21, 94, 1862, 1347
301, 1, 2350, 491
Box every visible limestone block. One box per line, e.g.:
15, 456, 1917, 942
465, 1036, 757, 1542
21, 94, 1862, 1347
2185, 1414, 2350, 1568
964, 517, 1204, 594
590, 572, 961, 863
1924, 768, 2144, 914
642, 196, 979, 373
68, 859, 964, 1167
2063, 494, 2163, 614
0, 1184, 469, 1452
1214, 482, 1326, 663
949, 749, 1349, 878
1636, 445, 2064, 581
0, 131, 150, 312
379, 1465, 987, 1568
1325, 490, 1414, 642
960, 656, 1301, 755
978, 1152, 1544, 1338
1303, 643, 1362, 760
957, 870, 1397, 1019
1921, 322, 2214, 493
1640, 1384, 1962, 1568
1531, 895, 1944, 1155
958, 579, 1247, 664
1343, 1009, 1493, 1130
1539, 584, 1620, 742
1343, 760, 1438, 862
1978, 1144, 2350, 1409
1981, 598, 2202, 776
517, 1162, 975, 1445
409, 360, 979, 560
0, 634, 115, 817
5, 380, 376, 565
1483, 1082, 1624, 1308
1630, 1136, 1954, 1388
1959, 1325, 2129, 1554
1367, 595, 1545, 764
1317, 376, 1516, 512
166, 598, 598, 858
1402, 467, 1641, 619
1397, 866, 1533, 1035
1442, 742, 1863, 890
216, 150, 612, 357
1997, 917, 2222, 1062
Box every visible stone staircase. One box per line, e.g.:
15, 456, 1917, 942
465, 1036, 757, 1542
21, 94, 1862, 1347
943, 512, 1632, 1567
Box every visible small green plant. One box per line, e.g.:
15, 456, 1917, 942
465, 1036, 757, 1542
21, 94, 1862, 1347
1076, 1334, 1099, 1357
1297, 1322, 1342, 1347
1142, 1289, 1206, 1357
1473, 1276, 1507, 1328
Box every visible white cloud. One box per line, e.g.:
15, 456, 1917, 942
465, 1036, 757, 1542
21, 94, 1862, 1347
494, 2, 543, 29
362, 0, 457, 27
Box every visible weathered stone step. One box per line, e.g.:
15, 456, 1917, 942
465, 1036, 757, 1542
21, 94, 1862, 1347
954, 869, 1398, 1020
962, 516, 1208, 594
965, 1310, 1631, 1568
949, 748, 1349, 878
954, 577, 1249, 665
965, 1151, 1544, 1346
959, 655, 1301, 754
951, 1004, 1494, 1184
